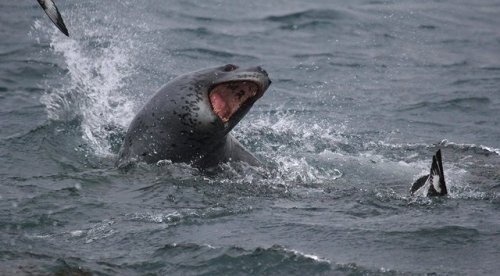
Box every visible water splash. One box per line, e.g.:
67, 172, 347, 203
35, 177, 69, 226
30, 2, 148, 158
230, 112, 348, 186
41, 34, 135, 156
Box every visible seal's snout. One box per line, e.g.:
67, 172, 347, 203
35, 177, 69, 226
206, 64, 272, 123
256, 66, 268, 76
250, 66, 272, 89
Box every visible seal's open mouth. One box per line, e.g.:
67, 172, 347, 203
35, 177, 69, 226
209, 81, 260, 123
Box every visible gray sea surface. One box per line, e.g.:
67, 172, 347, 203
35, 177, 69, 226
1, 0, 500, 275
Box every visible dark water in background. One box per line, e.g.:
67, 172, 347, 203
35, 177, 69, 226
1, 0, 500, 274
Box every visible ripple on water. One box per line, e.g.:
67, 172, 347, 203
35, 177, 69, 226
148, 243, 331, 275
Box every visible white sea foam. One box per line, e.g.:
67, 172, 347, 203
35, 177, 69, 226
232, 112, 347, 186
70, 230, 84, 237
130, 211, 187, 224
441, 140, 500, 156
85, 220, 116, 243
33, 3, 152, 157
369, 139, 500, 156
41, 34, 135, 156
25, 234, 52, 239
282, 247, 330, 263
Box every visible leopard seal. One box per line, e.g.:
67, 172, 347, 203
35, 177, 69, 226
117, 64, 271, 168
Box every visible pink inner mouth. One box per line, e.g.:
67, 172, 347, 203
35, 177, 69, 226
209, 82, 259, 123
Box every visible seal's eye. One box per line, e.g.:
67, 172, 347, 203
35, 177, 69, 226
223, 64, 238, 72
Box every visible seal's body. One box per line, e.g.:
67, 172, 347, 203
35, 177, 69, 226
117, 64, 271, 168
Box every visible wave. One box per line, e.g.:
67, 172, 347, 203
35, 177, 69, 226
151, 243, 331, 275
450, 77, 500, 86
127, 205, 254, 225
264, 8, 353, 31
173, 48, 257, 60
398, 97, 491, 112
174, 12, 234, 24
0, 242, 410, 275
481, 66, 500, 71
265, 9, 347, 22
440, 140, 500, 156
385, 226, 481, 246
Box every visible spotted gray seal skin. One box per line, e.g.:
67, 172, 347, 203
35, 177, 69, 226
117, 64, 271, 168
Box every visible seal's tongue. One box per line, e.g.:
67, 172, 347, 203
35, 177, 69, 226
209, 82, 258, 123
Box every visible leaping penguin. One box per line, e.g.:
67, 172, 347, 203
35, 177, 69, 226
410, 149, 448, 197
36, 0, 69, 36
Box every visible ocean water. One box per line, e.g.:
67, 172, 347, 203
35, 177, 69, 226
1, 0, 500, 275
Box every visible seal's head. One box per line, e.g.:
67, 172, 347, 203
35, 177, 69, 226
118, 64, 271, 166
175, 64, 271, 135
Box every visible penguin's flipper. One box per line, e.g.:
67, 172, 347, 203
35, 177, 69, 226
427, 149, 447, 196
36, 0, 69, 36
410, 174, 429, 196
410, 149, 448, 197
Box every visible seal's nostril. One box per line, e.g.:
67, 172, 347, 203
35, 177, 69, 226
223, 64, 237, 72
256, 66, 268, 76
